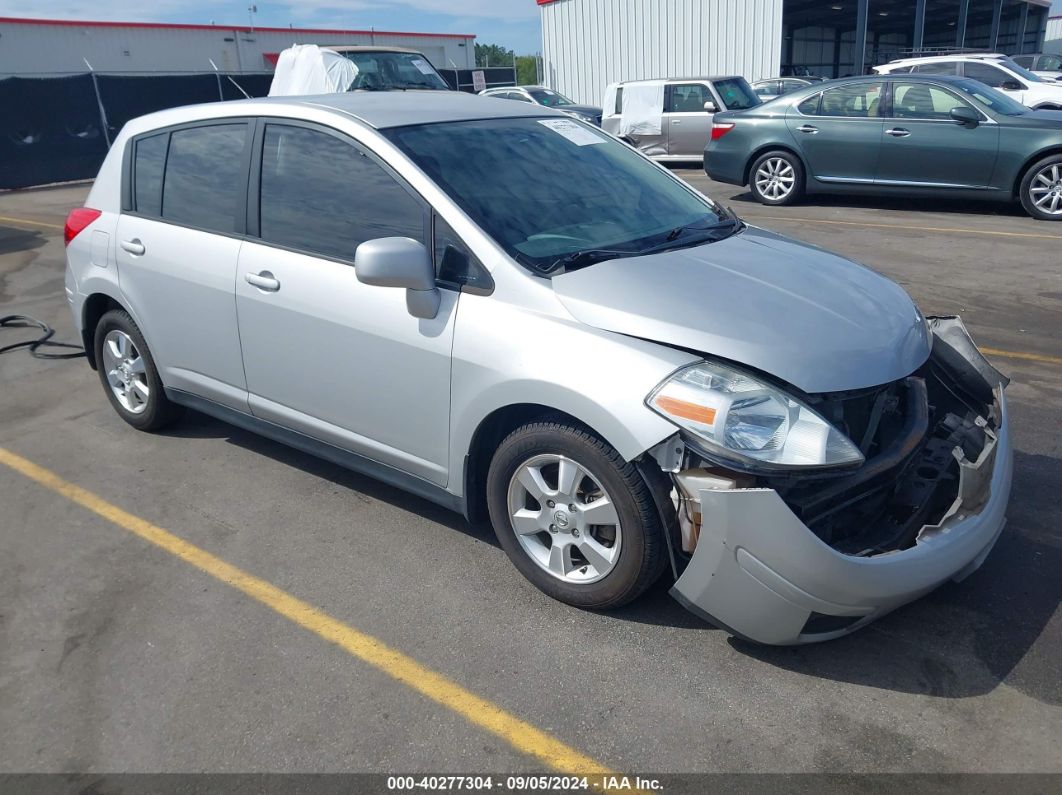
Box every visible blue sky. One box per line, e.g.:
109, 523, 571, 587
1, 1, 1060, 56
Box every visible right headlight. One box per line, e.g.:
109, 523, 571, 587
647, 361, 865, 471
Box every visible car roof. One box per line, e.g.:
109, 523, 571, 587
160, 91, 561, 130
613, 76, 743, 85
885, 53, 1007, 65
322, 45, 425, 55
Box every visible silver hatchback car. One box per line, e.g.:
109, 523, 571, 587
65, 92, 1012, 645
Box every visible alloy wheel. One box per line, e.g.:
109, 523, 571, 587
755, 157, 796, 201
101, 329, 150, 414
1029, 163, 1062, 216
506, 453, 622, 584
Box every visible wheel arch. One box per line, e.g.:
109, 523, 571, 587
743, 143, 808, 189
460, 399, 675, 525
80, 292, 126, 370
1012, 146, 1062, 199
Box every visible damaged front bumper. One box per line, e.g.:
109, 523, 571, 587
669, 320, 1012, 645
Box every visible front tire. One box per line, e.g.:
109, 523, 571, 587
749, 150, 804, 206
486, 420, 667, 610
94, 309, 183, 431
1020, 154, 1062, 221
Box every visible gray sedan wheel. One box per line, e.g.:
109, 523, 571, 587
749, 150, 804, 206
486, 419, 667, 609
1021, 155, 1062, 221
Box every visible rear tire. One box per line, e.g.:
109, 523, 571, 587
94, 309, 183, 431
486, 419, 667, 610
748, 150, 804, 206
1019, 154, 1062, 221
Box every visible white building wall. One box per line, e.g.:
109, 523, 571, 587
1046, 16, 1062, 54
540, 0, 783, 106
0, 19, 476, 75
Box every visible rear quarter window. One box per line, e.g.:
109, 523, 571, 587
133, 133, 167, 216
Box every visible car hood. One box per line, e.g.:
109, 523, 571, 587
551, 226, 930, 394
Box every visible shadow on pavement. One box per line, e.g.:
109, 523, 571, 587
169, 409, 1059, 704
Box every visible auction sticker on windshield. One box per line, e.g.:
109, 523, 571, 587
411, 58, 435, 75
537, 118, 605, 146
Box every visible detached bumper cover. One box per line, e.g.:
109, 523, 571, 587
671, 385, 1011, 645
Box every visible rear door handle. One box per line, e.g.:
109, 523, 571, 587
120, 238, 145, 255
671, 119, 681, 124
796, 125, 818, 134
886, 128, 911, 137
245, 271, 280, 292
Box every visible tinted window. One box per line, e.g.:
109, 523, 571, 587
817, 83, 884, 117
507, 92, 534, 103
963, 62, 1014, 88
434, 215, 491, 292
892, 83, 970, 120
258, 124, 423, 262
953, 79, 1028, 116
914, 61, 959, 75
615, 86, 624, 114
133, 132, 167, 216
712, 78, 761, 110
385, 118, 726, 275
797, 93, 821, 115
668, 83, 712, 112
162, 124, 246, 233
1012, 55, 1034, 68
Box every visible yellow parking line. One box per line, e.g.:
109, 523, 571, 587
0, 214, 65, 231
748, 214, 1062, 241
0, 445, 612, 776
981, 347, 1062, 366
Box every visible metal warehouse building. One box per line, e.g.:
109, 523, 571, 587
539, 0, 1054, 105
1047, 14, 1062, 50
0, 16, 476, 76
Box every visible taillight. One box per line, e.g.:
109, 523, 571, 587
64, 207, 102, 247
711, 123, 736, 141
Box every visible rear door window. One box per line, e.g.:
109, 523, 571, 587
816, 83, 884, 117
667, 83, 712, 113
161, 124, 248, 233
256, 123, 424, 262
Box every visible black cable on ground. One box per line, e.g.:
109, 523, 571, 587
0, 314, 84, 359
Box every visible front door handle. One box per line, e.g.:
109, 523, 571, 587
120, 238, 145, 256
245, 271, 280, 292
886, 128, 911, 137
671, 119, 682, 124
796, 124, 818, 134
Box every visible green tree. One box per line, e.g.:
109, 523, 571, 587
475, 43, 515, 67
515, 55, 539, 86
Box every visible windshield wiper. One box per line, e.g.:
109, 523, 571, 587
639, 217, 744, 256
545, 247, 636, 274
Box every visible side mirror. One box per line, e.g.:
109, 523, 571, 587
703, 100, 718, 113
355, 237, 440, 320
1001, 80, 1023, 91
949, 105, 980, 126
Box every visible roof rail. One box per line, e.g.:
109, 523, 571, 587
892, 47, 998, 59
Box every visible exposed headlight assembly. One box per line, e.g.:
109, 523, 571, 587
648, 361, 864, 471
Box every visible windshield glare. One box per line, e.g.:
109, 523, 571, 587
953, 78, 1028, 116
528, 88, 575, 107
343, 52, 449, 90
385, 118, 726, 274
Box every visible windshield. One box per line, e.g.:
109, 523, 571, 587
711, 78, 762, 110
385, 117, 730, 275
953, 79, 1028, 116
997, 57, 1043, 83
342, 51, 449, 91
527, 88, 575, 107
1038, 55, 1062, 73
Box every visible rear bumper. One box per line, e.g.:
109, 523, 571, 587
671, 385, 1011, 645
703, 149, 745, 185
